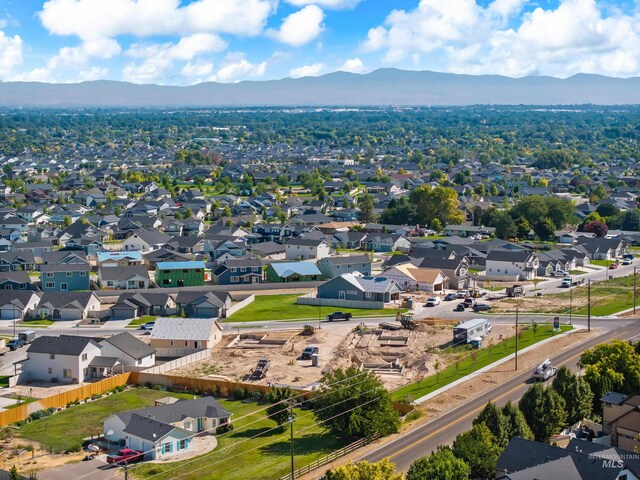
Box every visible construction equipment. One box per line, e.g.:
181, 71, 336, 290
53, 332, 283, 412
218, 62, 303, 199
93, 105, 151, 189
506, 285, 525, 297
302, 324, 315, 335
249, 358, 271, 380
531, 359, 558, 381
396, 312, 417, 330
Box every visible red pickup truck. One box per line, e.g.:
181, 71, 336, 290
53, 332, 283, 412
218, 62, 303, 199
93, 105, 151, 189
106, 448, 144, 465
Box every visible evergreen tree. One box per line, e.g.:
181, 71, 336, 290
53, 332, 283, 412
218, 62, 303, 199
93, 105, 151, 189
519, 383, 567, 443
406, 446, 470, 480
473, 402, 510, 447
502, 401, 534, 441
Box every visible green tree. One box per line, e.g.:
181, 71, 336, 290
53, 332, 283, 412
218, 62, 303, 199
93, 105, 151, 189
452, 424, 501, 480
621, 210, 640, 231
410, 186, 465, 228
406, 446, 470, 480
516, 218, 531, 239
358, 194, 376, 223
501, 401, 534, 441
265, 386, 296, 432
581, 340, 640, 413
313, 367, 400, 439
62, 215, 71, 227
551, 366, 593, 425
519, 383, 567, 443
8, 466, 19, 480
323, 459, 402, 480
533, 218, 556, 241
493, 211, 517, 239
473, 402, 510, 447
592, 185, 607, 200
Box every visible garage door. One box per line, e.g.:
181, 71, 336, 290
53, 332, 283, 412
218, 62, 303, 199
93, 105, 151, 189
60, 308, 82, 320
0, 307, 20, 320
111, 308, 135, 320
193, 307, 218, 318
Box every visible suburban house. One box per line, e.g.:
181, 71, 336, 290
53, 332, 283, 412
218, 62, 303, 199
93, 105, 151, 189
103, 396, 232, 460
109, 292, 177, 320
155, 261, 206, 287
0, 290, 41, 320
99, 332, 156, 368
174, 291, 231, 318
485, 250, 539, 281
381, 264, 449, 292
576, 237, 627, 260
22, 335, 103, 383
96, 250, 144, 268
601, 391, 640, 453
36, 292, 101, 320
264, 261, 322, 283
211, 258, 264, 285
416, 256, 470, 290
0, 251, 36, 272
123, 231, 171, 252
0, 271, 35, 291
316, 273, 402, 304
40, 263, 91, 291
317, 255, 372, 279
443, 224, 496, 238
98, 266, 150, 290
285, 238, 331, 261
496, 436, 640, 480
149, 317, 223, 351
362, 233, 411, 253
248, 241, 286, 260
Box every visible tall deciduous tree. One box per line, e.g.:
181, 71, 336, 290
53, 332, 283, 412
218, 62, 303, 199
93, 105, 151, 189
501, 401, 534, 441
322, 459, 402, 480
452, 424, 502, 480
313, 367, 400, 439
519, 383, 567, 443
473, 402, 510, 447
551, 366, 593, 425
410, 186, 465, 228
358, 194, 376, 223
406, 446, 470, 480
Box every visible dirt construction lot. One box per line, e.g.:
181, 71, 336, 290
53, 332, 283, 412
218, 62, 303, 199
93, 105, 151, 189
168, 322, 512, 391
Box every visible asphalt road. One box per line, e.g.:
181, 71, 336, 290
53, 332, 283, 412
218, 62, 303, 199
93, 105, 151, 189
361, 319, 640, 473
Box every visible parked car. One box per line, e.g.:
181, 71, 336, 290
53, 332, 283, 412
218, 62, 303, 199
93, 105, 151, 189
609, 263, 619, 269
473, 303, 492, 312
7, 339, 24, 351
463, 297, 474, 307
456, 290, 469, 299
301, 346, 319, 359
140, 321, 155, 331
106, 448, 144, 465
326, 312, 352, 322
444, 293, 457, 301
425, 296, 441, 307
454, 303, 466, 312
553, 270, 569, 277
18, 331, 36, 344
623, 259, 633, 265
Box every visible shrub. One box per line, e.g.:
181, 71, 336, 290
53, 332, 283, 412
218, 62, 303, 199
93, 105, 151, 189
47, 407, 56, 414
29, 410, 47, 421
216, 423, 234, 434
233, 388, 246, 400
91, 394, 101, 400
65, 443, 82, 453
249, 391, 262, 402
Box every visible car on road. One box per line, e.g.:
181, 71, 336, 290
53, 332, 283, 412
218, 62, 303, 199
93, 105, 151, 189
456, 290, 469, 299
7, 339, 24, 350
609, 263, 619, 269
463, 297, 474, 308
326, 312, 352, 322
106, 448, 144, 465
444, 293, 457, 301
140, 321, 155, 331
425, 296, 441, 307
531, 359, 558, 381
623, 259, 633, 265
473, 303, 492, 312
454, 303, 466, 312
301, 346, 319, 359
553, 270, 569, 277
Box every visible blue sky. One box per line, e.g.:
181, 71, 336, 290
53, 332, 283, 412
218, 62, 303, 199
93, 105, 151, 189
0, 0, 638, 84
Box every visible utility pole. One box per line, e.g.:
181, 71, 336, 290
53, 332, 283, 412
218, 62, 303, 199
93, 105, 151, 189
318, 296, 321, 330
289, 400, 295, 480
515, 306, 519, 371
587, 279, 591, 333
569, 287, 572, 325
634, 266, 637, 316
124, 463, 128, 480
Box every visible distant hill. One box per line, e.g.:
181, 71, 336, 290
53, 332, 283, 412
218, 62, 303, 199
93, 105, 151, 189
1, 69, 639, 107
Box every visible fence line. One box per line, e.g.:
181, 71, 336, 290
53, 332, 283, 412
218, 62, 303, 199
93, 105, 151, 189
279, 435, 380, 480
142, 349, 212, 374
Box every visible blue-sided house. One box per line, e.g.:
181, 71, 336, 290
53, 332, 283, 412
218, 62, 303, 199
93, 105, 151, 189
40, 263, 91, 291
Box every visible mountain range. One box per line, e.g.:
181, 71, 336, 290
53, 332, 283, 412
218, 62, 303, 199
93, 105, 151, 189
0, 69, 639, 107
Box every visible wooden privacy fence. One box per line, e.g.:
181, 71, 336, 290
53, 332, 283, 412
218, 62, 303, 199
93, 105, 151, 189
279, 435, 380, 480
0, 373, 131, 428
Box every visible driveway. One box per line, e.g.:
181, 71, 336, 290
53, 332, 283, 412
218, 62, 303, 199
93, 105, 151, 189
39, 458, 124, 480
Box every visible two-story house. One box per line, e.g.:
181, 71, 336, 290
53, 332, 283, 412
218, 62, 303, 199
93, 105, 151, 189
40, 263, 91, 291
155, 261, 205, 287
285, 238, 331, 261
98, 266, 150, 290
211, 259, 264, 285
485, 250, 539, 281
317, 255, 372, 279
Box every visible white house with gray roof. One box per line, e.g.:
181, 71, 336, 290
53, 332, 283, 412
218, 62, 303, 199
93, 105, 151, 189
99, 332, 156, 368
149, 317, 222, 353
103, 396, 232, 459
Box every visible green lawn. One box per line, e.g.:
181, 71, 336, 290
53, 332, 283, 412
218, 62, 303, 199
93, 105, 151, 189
17, 388, 195, 452
6, 396, 38, 409
224, 294, 404, 322
568, 270, 587, 275
590, 259, 614, 267
391, 325, 573, 402
126, 316, 157, 328
17, 318, 54, 327
131, 399, 349, 480
0, 376, 10, 387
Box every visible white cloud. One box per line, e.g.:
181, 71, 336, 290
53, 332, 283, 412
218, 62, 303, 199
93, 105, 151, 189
269, 5, 324, 47
122, 57, 172, 84
289, 62, 324, 78
363, 0, 640, 77
211, 52, 267, 82
181, 61, 214, 79
340, 57, 364, 73
0, 29, 23, 77
286, 0, 361, 9
78, 66, 108, 81
39, 0, 275, 41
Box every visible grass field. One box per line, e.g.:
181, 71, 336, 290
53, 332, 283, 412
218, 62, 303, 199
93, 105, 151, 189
17, 318, 54, 326
391, 325, 573, 402
224, 294, 404, 322
17, 388, 196, 452
126, 316, 157, 328
590, 259, 614, 267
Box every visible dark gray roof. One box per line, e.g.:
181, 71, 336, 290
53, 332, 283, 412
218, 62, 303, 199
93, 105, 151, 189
0, 290, 40, 309
99, 265, 149, 281
88, 356, 120, 368
122, 413, 177, 442
321, 255, 372, 266
27, 335, 100, 356
100, 332, 155, 360
41, 263, 90, 273
38, 292, 97, 309
600, 391, 629, 405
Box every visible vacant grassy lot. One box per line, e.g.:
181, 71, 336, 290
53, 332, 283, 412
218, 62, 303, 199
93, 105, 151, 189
17, 388, 194, 452
391, 325, 573, 402
224, 294, 403, 322
131, 399, 349, 480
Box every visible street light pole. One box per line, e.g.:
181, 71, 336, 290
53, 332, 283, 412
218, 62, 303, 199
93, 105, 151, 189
569, 287, 572, 325
289, 400, 295, 480
515, 306, 519, 371
634, 266, 637, 316
587, 279, 591, 333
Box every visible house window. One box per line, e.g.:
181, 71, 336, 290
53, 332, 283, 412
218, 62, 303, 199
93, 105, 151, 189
60, 282, 68, 291
178, 439, 188, 450
82, 353, 88, 361
107, 281, 114, 286
230, 276, 239, 283
46, 272, 54, 278
45, 282, 55, 289
195, 269, 201, 273
184, 341, 188, 347
80, 271, 86, 276
230, 267, 237, 272
66, 272, 73, 277
170, 340, 175, 346
240, 267, 246, 272
19, 283, 26, 289
4, 285, 11, 290
63, 369, 72, 378
49, 354, 55, 360
182, 269, 188, 273
365, 291, 371, 298
162, 442, 172, 454
47, 367, 52, 374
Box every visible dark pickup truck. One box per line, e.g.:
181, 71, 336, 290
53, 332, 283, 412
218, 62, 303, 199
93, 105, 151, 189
106, 448, 144, 465
326, 312, 352, 322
